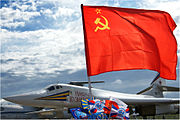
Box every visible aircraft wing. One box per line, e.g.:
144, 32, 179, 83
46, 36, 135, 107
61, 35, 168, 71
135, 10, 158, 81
69, 81, 104, 86
97, 94, 179, 105
137, 86, 180, 94
119, 97, 180, 105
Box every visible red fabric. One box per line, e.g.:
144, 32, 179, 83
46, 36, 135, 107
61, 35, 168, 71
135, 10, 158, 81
104, 100, 112, 114
81, 5, 177, 80
104, 100, 119, 114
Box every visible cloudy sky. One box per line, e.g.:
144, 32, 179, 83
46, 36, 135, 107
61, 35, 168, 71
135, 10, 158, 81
1, 0, 180, 101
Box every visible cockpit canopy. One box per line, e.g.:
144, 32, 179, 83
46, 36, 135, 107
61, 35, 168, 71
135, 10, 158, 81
46, 85, 62, 91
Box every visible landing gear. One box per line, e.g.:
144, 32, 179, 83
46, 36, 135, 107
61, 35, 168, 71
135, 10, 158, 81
162, 115, 165, 119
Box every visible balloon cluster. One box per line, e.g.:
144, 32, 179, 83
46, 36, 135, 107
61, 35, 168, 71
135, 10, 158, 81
70, 97, 129, 119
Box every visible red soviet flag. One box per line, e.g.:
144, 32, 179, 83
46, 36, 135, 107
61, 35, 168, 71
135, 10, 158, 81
81, 5, 177, 80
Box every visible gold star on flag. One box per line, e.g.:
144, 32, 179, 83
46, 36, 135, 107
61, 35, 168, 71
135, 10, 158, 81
96, 9, 101, 14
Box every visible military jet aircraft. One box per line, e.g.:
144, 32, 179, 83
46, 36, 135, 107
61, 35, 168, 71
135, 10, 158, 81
3, 74, 179, 118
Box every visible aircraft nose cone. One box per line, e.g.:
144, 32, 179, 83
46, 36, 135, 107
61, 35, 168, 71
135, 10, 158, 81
3, 96, 23, 104
3, 94, 36, 106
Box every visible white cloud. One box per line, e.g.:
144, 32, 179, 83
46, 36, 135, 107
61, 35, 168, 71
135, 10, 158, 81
0, 5, 40, 28
112, 79, 122, 85
41, 9, 53, 15
1, 18, 85, 77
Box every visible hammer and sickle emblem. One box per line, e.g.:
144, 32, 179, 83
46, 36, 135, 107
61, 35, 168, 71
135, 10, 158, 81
94, 15, 110, 32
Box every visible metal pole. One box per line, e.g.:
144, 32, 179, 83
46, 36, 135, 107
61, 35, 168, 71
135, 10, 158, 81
88, 76, 92, 97
81, 4, 92, 98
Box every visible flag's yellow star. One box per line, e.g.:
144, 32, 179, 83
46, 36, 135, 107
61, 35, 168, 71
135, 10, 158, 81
96, 9, 101, 14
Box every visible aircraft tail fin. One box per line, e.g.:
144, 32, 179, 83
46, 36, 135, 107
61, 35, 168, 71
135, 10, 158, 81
137, 74, 179, 97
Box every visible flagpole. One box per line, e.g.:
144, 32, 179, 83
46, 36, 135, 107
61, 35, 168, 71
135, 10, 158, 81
81, 4, 92, 97
88, 76, 92, 97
